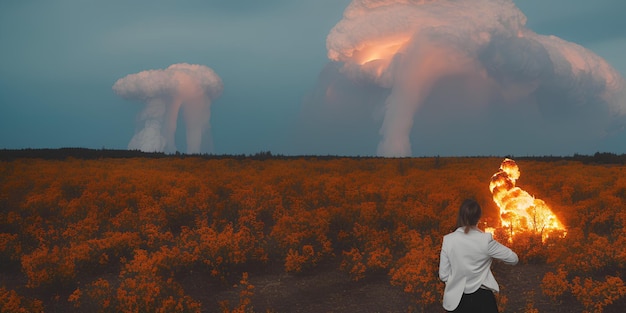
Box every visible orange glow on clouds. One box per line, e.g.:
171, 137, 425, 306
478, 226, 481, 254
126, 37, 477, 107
353, 39, 406, 65
330, 36, 410, 83
489, 158, 566, 240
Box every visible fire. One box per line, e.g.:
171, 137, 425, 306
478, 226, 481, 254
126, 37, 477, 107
489, 158, 566, 240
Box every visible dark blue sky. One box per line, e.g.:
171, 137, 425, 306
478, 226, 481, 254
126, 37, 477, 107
1, 0, 625, 156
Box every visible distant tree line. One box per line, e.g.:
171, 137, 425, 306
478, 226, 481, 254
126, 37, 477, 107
1, 148, 626, 164
517, 152, 626, 164
0, 148, 382, 161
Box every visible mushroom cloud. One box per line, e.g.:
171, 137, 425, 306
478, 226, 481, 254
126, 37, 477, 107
113, 63, 223, 154
302, 0, 626, 157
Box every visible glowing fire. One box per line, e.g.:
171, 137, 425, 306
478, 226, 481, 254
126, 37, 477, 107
489, 158, 566, 240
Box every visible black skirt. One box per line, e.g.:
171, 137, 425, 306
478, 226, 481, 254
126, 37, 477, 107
448, 288, 498, 313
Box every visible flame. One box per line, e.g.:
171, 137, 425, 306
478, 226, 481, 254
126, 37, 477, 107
489, 158, 566, 240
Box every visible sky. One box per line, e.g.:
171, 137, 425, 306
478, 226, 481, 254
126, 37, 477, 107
1, 0, 625, 157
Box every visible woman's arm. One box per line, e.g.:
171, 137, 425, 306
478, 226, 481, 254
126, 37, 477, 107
439, 239, 451, 281
487, 234, 518, 265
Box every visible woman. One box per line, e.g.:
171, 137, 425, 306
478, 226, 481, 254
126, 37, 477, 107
439, 199, 518, 312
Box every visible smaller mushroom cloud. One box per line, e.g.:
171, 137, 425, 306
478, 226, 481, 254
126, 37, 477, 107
113, 63, 223, 154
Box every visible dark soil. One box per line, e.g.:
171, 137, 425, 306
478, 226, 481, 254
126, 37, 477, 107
196, 261, 415, 313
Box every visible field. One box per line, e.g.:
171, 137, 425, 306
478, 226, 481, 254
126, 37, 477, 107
1, 151, 625, 312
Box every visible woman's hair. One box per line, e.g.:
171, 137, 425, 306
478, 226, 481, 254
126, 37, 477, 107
457, 199, 482, 233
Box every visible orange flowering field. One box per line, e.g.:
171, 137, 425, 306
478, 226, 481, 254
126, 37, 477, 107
0, 152, 625, 312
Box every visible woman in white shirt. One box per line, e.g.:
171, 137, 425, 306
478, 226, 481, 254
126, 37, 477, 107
439, 199, 519, 312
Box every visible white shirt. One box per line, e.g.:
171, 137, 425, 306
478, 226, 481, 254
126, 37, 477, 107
438, 227, 518, 311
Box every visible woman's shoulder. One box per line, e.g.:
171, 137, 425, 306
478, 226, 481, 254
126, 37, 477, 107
444, 227, 463, 236
445, 227, 492, 240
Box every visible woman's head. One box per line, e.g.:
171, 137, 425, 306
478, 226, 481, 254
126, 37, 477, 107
457, 199, 482, 233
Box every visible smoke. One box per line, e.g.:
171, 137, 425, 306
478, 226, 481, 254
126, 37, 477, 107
113, 63, 223, 154
301, 0, 626, 157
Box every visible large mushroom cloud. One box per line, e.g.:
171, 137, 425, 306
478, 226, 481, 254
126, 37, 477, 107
299, 0, 626, 157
